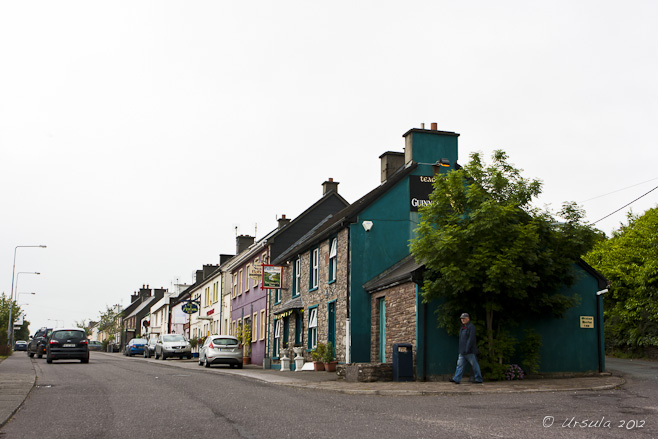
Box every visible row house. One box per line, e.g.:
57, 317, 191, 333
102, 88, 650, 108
271, 124, 607, 378
225, 180, 349, 366
192, 255, 233, 341
121, 285, 165, 347
147, 282, 189, 341
170, 265, 219, 340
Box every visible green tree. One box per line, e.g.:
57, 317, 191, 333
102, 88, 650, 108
74, 319, 93, 336
0, 293, 23, 347
410, 150, 602, 376
584, 207, 658, 351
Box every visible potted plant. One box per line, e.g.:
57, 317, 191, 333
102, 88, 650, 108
323, 342, 338, 372
311, 342, 327, 371
242, 323, 252, 365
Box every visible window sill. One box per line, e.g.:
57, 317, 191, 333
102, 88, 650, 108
309, 287, 318, 293
327, 279, 336, 285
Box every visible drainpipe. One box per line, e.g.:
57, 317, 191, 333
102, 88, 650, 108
596, 289, 608, 373
345, 224, 351, 364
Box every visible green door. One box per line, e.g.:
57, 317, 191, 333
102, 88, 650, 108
379, 298, 386, 363
328, 301, 336, 357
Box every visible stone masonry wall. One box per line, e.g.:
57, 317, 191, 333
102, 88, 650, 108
370, 281, 417, 365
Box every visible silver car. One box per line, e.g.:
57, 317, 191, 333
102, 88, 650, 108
198, 335, 243, 368
154, 334, 192, 360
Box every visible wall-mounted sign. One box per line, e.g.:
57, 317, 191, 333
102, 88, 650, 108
248, 264, 263, 281
409, 175, 435, 211
263, 265, 283, 289
580, 316, 594, 328
182, 302, 199, 314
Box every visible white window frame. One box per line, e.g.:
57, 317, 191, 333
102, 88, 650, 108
329, 238, 337, 282
311, 248, 319, 289
309, 307, 318, 349
294, 258, 301, 296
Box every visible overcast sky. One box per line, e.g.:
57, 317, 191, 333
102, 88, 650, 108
2, 1, 657, 334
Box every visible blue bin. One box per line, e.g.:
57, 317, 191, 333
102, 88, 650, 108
392, 343, 413, 381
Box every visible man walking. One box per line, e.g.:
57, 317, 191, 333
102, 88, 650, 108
449, 313, 483, 384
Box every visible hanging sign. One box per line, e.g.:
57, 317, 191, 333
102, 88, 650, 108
262, 265, 283, 289
182, 302, 199, 314
248, 264, 263, 281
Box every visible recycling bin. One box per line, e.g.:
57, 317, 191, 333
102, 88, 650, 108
392, 343, 413, 381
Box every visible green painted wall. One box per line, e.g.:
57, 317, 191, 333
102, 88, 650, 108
419, 263, 605, 377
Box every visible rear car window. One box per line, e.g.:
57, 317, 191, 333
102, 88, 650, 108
213, 338, 238, 346
163, 335, 185, 342
53, 330, 85, 340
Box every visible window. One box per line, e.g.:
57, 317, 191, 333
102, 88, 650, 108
253, 258, 259, 288
329, 237, 337, 283
274, 288, 281, 304
262, 252, 268, 264
238, 269, 243, 296
252, 312, 258, 342
213, 282, 219, 303
274, 319, 281, 357
310, 248, 319, 290
260, 310, 266, 340
232, 274, 237, 298
232, 320, 236, 336
308, 307, 318, 349
293, 258, 301, 297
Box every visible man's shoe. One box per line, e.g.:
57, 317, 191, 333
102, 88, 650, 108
449, 378, 460, 384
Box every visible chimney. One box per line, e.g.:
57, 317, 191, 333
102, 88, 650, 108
236, 235, 255, 254
196, 270, 204, 285
403, 123, 459, 166
322, 178, 339, 195
219, 254, 234, 266
203, 264, 217, 279
379, 151, 405, 183
278, 214, 291, 229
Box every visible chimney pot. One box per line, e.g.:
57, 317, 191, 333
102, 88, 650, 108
322, 179, 339, 195
431, 122, 438, 131
421, 123, 425, 129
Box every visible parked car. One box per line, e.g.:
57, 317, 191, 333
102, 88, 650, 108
124, 338, 147, 356
198, 335, 243, 369
46, 328, 89, 363
143, 338, 157, 358
154, 334, 192, 360
27, 327, 52, 358
14, 340, 28, 351
88, 340, 103, 351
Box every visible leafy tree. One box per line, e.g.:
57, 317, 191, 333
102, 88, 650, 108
584, 207, 658, 351
410, 150, 602, 376
0, 293, 23, 347
74, 319, 93, 336
97, 306, 122, 338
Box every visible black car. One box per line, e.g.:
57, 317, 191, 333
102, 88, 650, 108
46, 328, 89, 363
27, 327, 52, 358
14, 340, 28, 351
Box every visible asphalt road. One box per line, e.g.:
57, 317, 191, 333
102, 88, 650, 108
2, 354, 658, 438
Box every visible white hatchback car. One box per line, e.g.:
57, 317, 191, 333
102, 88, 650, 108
198, 335, 243, 368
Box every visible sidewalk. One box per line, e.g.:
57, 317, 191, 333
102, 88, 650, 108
0, 351, 625, 427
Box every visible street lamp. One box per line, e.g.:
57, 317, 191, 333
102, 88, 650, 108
10, 272, 40, 347
7, 245, 46, 348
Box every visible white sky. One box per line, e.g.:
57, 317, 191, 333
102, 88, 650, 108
2, 1, 657, 333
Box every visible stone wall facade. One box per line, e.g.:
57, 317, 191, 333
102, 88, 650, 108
370, 281, 417, 365
272, 228, 349, 365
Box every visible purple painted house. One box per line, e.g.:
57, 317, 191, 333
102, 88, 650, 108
227, 179, 349, 366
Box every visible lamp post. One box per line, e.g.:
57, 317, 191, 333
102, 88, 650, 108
9, 272, 40, 347
7, 245, 46, 348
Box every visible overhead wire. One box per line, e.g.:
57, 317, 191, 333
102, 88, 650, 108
592, 185, 658, 224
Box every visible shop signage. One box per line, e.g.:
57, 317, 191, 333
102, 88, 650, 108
263, 265, 283, 289
182, 302, 199, 314
409, 175, 435, 211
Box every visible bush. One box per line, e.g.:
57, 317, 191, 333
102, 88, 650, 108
505, 364, 525, 380
311, 342, 326, 362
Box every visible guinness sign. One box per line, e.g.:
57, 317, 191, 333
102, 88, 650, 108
409, 175, 435, 211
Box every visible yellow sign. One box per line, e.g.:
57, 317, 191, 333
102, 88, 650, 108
248, 264, 262, 281
580, 316, 594, 329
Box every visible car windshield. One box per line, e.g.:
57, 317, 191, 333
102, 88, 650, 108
213, 337, 238, 346
52, 330, 85, 340
163, 334, 186, 342
131, 339, 147, 344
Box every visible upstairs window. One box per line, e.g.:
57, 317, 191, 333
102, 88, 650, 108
310, 248, 319, 290
308, 307, 318, 349
293, 258, 301, 297
328, 238, 337, 283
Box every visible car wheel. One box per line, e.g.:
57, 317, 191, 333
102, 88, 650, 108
144, 351, 148, 358
187, 354, 192, 360
154, 351, 159, 360
198, 356, 203, 366
230, 364, 235, 369
81, 356, 89, 364
204, 356, 210, 368
46, 352, 53, 364
28, 351, 34, 358
237, 363, 243, 369
161, 352, 166, 360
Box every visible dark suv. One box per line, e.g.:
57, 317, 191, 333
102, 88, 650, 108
46, 328, 89, 363
27, 327, 52, 358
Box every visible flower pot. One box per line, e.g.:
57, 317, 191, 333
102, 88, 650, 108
314, 361, 325, 371
243, 356, 250, 365
324, 361, 338, 372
